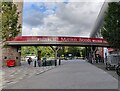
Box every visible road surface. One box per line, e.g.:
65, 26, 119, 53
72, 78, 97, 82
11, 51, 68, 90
3, 59, 118, 89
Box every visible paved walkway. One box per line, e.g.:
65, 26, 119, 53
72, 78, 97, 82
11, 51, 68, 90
0, 68, 2, 90
0, 61, 56, 90
3, 59, 118, 89
92, 62, 118, 80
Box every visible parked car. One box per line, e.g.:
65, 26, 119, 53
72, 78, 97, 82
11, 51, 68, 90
106, 54, 120, 70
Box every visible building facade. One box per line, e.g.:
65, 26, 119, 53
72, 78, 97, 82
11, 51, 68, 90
1, 1, 23, 66
90, 1, 108, 63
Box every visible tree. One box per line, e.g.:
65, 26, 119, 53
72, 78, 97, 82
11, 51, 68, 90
64, 47, 81, 57
58, 47, 64, 57
1, 2, 21, 42
21, 46, 37, 57
21, 46, 54, 58
0, 3, 2, 41
81, 48, 86, 58
101, 2, 120, 49
36, 46, 54, 57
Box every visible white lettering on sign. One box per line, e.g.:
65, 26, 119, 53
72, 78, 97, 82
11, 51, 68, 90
79, 38, 91, 42
60, 37, 78, 42
92, 39, 102, 43
38, 37, 58, 42
26, 37, 58, 42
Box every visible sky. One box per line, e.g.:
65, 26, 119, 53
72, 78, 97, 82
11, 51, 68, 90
22, 0, 105, 37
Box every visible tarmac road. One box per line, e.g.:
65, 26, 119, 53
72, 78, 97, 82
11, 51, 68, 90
3, 59, 118, 89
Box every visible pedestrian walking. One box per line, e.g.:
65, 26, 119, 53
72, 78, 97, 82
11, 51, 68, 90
27, 57, 32, 65
88, 54, 93, 64
105, 53, 107, 64
37, 60, 42, 67
95, 55, 99, 63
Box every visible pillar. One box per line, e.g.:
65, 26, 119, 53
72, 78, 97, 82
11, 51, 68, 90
85, 47, 88, 59
38, 50, 41, 60
2, 46, 21, 66
37, 50, 42, 66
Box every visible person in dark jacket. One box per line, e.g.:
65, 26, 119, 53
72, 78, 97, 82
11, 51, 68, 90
27, 57, 32, 65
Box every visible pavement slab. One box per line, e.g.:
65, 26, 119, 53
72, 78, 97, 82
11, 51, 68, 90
1, 61, 55, 89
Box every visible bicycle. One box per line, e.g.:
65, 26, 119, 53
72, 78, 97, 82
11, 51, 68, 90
116, 63, 120, 76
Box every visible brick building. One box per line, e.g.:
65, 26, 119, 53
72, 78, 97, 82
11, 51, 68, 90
1, 1, 23, 66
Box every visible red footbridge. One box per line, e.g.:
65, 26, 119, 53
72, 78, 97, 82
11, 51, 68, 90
7, 36, 109, 47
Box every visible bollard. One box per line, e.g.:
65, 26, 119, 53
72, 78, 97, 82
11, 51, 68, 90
45, 60, 47, 66
34, 61, 36, 67
55, 60, 57, 66
59, 59, 61, 65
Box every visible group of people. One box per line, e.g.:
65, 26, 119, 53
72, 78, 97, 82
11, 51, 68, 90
86, 54, 102, 64
27, 57, 42, 67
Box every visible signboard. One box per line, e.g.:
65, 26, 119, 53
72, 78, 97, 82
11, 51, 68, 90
10, 36, 107, 44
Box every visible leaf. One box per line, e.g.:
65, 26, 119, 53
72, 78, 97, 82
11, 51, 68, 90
101, 2, 120, 50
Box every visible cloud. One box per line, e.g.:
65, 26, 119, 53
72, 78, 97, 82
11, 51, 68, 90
23, 10, 44, 27
22, 2, 104, 37
22, 25, 32, 35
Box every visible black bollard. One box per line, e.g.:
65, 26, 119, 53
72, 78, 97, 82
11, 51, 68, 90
45, 60, 47, 66
59, 59, 61, 65
55, 60, 57, 66
34, 61, 36, 67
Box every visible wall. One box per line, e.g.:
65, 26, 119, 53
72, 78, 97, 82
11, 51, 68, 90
13, 1, 23, 36
2, 46, 21, 66
0, 43, 2, 67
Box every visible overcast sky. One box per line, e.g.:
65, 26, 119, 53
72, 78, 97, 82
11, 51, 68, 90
22, 0, 104, 37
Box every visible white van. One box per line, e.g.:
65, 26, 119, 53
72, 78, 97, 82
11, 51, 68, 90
25, 55, 37, 62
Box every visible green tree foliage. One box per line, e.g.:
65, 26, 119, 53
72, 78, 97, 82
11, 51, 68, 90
101, 2, 120, 49
64, 47, 81, 57
81, 48, 86, 58
37, 46, 54, 57
0, 3, 2, 41
21, 46, 54, 58
58, 47, 64, 57
21, 46, 83, 58
1, 2, 21, 41
21, 46, 37, 57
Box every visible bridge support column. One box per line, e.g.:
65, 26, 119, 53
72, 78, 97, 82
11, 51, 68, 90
2, 46, 21, 66
85, 47, 89, 59
92, 46, 98, 63
37, 50, 41, 67
88, 47, 93, 64
87, 46, 95, 64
